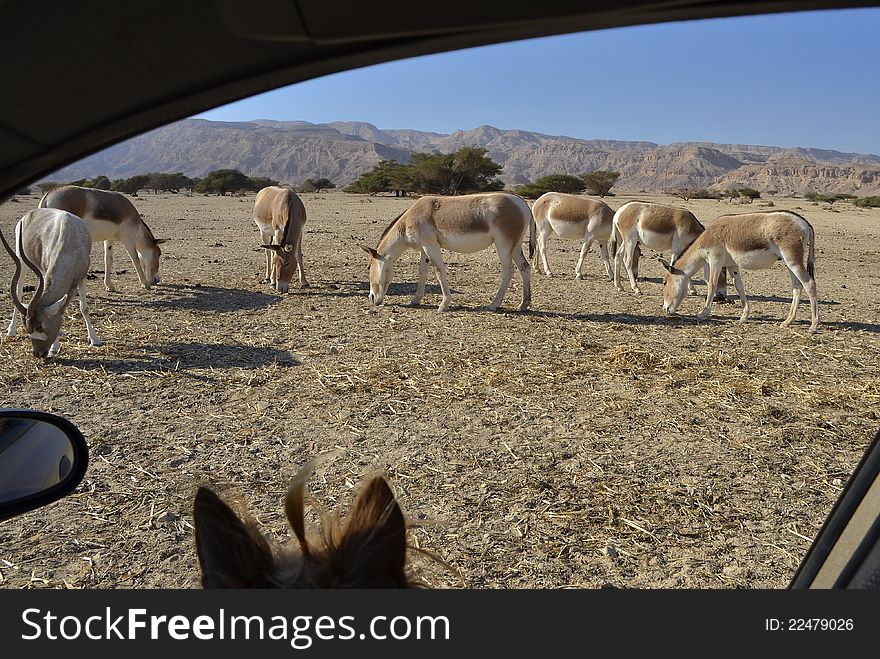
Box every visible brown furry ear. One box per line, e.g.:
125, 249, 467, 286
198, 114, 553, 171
657, 257, 684, 276
193, 487, 275, 588
359, 245, 383, 260
335, 477, 408, 587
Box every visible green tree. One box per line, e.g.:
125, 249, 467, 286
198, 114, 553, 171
194, 169, 277, 195
668, 188, 721, 201
36, 181, 63, 194
581, 170, 620, 197
111, 174, 150, 195
299, 177, 336, 193
514, 174, 586, 198
853, 196, 880, 208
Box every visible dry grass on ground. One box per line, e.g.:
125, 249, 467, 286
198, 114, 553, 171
0, 190, 878, 588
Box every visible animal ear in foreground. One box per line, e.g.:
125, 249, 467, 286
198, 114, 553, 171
193, 464, 413, 589
360, 244, 383, 260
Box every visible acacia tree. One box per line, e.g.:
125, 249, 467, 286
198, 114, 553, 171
514, 174, 585, 198
581, 170, 620, 197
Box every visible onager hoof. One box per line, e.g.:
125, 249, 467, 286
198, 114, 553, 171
575, 273, 583, 281
518, 302, 530, 312
91, 339, 104, 347
696, 311, 711, 322
437, 303, 451, 313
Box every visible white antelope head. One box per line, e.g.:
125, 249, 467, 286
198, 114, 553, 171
1, 227, 67, 357
658, 257, 690, 315
360, 245, 393, 306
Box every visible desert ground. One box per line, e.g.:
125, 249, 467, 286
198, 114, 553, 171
0, 189, 878, 589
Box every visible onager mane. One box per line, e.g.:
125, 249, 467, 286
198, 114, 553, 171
193, 460, 420, 588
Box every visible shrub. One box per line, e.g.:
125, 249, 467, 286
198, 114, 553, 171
514, 174, 585, 198
581, 170, 620, 197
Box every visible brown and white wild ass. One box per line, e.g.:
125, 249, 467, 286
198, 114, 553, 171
39, 185, 166, 291
361, 192, 535, 312
611, 200, 727, 298
253, 185, 308, 293
2, 208, 102, 357
659, 210, 819, 332
531, 192, 613, 280
193, 461, 415, 588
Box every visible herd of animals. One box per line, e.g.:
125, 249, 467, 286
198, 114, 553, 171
1, 182, 819, 358
1, 183, 822, 587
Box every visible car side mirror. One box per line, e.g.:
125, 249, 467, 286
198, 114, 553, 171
0, 409, 89, 522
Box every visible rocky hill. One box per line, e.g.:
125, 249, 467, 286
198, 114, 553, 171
46, 119, 880, 195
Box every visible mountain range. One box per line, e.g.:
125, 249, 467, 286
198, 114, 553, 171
46, 118, 880, 195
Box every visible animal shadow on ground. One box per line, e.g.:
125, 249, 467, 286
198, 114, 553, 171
56, 341, 300, 376
149, 283, 280, 312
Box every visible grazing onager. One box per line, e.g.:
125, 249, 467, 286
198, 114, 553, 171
2, 209, 102, 357
39, 185, 166, 291
531, 192, 613, 280
193, 465, 414, 588
611, 200, 726, 298
361, 192, 534, 312
659, 210, 819, 332
253, 185, 308, 293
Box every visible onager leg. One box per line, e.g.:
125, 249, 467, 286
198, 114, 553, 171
598, 241, 612, 279
103, 241, 116, 291
6, 273, 23, 336
623, 241, 641, 294
411, 249, 429, 306
420, 241, 453, 313
78, 281, 103, 347
488, 244, 516, 311
613, 237, 625, 291
537, 221, 553, 277
123, 241, 151, 289
575, 237, 593, 280
697, 264, 722, 321
512, 246, 532, 311
731, 269, 750, 323
295, 232, 308, 288
782, 262, 818, 332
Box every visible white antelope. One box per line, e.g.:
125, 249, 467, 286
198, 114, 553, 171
39, 185, 167, 291
611, 200, 727, 298
531, 192, 613, 280
2, 208, 102, 357
659, 210, 819, 332
253, 186, 308, 293
361, 192, 535, 312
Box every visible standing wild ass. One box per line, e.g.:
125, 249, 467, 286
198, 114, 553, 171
531, 192, 613, 280
361, 192, 534, 312
253, 186, 308, 293
39, 185, 166, 291
2, 208, 102, 357
611, 200, 726, 298
659, 210, 819, 332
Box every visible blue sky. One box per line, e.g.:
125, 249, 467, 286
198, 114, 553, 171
197, 8, 880, 155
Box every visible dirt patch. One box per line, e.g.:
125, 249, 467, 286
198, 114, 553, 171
0, 191, 878, 588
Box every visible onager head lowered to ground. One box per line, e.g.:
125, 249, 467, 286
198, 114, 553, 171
253, 185, 308, 293
361, 192, 535, 313
659, 210, 819, 332
193, 464, 414, 588
39, 185, 167, 291
2, 209, 102, 357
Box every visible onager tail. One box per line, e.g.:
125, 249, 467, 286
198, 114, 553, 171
807, 223, 816, 279
609, 220, 620, 258
528, 211, 536, 260
37, 191, 50, 208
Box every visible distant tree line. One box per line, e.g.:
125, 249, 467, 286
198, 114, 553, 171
514, 171, 621, 198
344, 147, 504, 196
33, 169, 282, 196
297, 178, 336, 193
